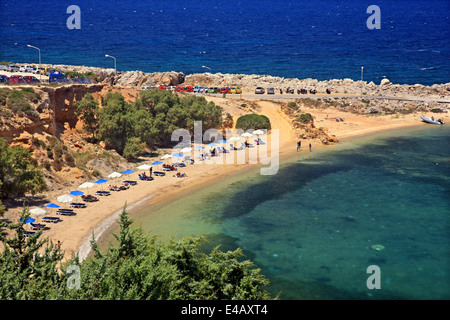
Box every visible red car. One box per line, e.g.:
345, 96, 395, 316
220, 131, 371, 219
174, 86, 183, 92
8, 75, 25, 84
183, 86, 194, 92
158, 85, 167, 90
23, 76, 41, 84
220, 87, 230, 93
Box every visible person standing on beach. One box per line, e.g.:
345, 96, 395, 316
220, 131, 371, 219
309, 143, 312, 152
297, 140, 301, 152
149, 167, 152, 177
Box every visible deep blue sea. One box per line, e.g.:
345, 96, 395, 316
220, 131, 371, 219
1, 0, 449, 85
129, 125, 450, 300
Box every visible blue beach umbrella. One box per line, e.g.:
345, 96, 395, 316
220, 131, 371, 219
122, 169, 135, 175
45, 203, 60, 209
217, 139, 227, 144
70, 190, 84, 197
195, 146, 205, 149
207, 143, 217, 147
152, 161, 163, 165
95, 179, 108, 184
20, 217, 36, 224
172, 153, 183, 158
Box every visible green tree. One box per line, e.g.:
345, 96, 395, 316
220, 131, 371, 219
235, 114, 271, 131
0, 138, 46, 201
75, 92, 99, 139
0, 207, 63, 299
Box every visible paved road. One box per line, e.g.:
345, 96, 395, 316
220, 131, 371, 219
203, 93, 450, 104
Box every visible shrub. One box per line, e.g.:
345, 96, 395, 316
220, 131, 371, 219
235, 114, 271, 131
298, 113, 313, 124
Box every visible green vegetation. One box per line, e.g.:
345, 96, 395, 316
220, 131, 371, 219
0, 138, 46, 215
97, 89, 223, 159
298, 113, 313, 124
235, 114, 271, 131
65, 71, 98, 82
0, 207, 272, 300
0, 88, 40, 118
75, 92, 99, 139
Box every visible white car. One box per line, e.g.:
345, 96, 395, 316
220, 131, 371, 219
7, 65, 20, 72
32, 67, 44, 74
19, 65, 34, 73
255, 87, 265, 94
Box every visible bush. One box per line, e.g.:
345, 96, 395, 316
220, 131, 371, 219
235, 114, 271, 131
298, 113, 313, 124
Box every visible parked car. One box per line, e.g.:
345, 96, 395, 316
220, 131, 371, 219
194, 86, 204, 93
7, 65, 20, 72
209, 87, 220, 93
220, 87, 230, 94
0, 65, 8, 71
23, 76, 40, 84
255, 87, 265, 94
267, 87, 275, 94
230, 87, 242, 94
32, 67, 44, 74
174, 86, 183, 92
0, 75, 9, 83
140, 86, 157, 90
19, 65, 34, 73
48, 73, 68, 83
158, 85, 167, 90
8, 75, 25, 84
183, 86, 194, 92
45, 69, 58, 76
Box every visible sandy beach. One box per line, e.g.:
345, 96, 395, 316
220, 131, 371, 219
3, 94, 446, 261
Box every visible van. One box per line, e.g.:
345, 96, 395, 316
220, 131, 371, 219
48, 73, 67, 83
267, 87, 275, 94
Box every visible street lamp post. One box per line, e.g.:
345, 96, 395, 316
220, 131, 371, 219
202, 65, 211, 73
27, 44, 41, 82
105, 54, 117, 74
361, 66, 364, 94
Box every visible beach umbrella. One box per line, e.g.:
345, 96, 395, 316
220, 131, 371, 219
30, 208, 47, 215
253, 129, 265, 135
207, 143, 217, 147
20, 217, 36, 224
69, 190, 84, 197
161, 154, 172, 160
217, 139, 227, 144
172, 153, 183, 158
228, 136, 241, 141
122, 169, 135, 175
181, 147, 192, 153
241, 132, 253, 138
45, 203, 60, 209
57, 195, 73, 208
195, 145, 205, 149
79, 182, 94, 189
108, 172, 122, 179
152, 161, 163, 165
138, 164, 151, 170
95, 179, 108, 184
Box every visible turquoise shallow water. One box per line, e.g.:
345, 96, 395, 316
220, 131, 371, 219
130, 125, 449, 299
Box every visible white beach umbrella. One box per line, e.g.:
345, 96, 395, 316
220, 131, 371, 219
253, 129, 265, 135
161, 154, 172, 160
108, 171, 122, 179
137, 164, 151, 170
57, 195, 73, 207
79, 182, 94, 189
30, 208, 47, 215
228, 136, 241, 142
241, 132, 253, 138
180, 147, 192, 153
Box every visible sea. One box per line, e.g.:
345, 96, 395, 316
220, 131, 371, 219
1, 0, 449, 85
128, 125, 450, 300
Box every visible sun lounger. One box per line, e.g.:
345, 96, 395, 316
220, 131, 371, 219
153, 171, 165, 176
42, 216, 61, 223
57, 208, 74, 212
82, 194, 99, 202
24, 231, 36, 237
229, 144, 243, 151
255, 138, 265, 145
56, 210, 76, 216
173, 162, 186, 167
70, 202, 87, 208
30, 223, 47, 230
138, 174, 154, 181
95, 190, 111, 196
123, 180, 137, 186
108, 184, 122, 191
